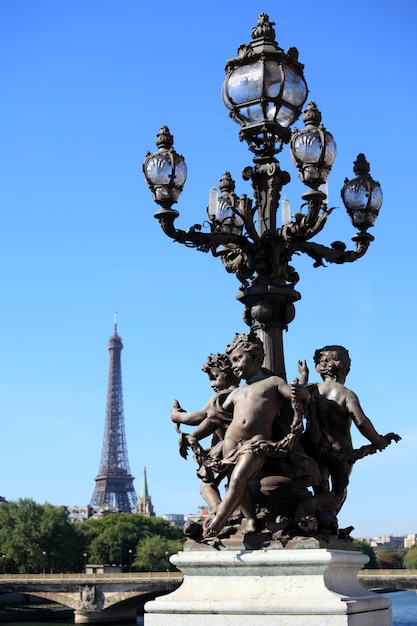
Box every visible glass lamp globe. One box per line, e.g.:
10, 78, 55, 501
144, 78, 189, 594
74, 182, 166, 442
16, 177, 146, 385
207, 172, 243, 234
290, 101, 337, 189
143, 126, 187, 210
341, 154, 382, 231
222, 13, 308, 155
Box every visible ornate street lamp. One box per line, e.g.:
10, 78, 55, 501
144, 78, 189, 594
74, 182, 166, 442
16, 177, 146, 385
342, 153, 383, 236
142, 125, 187, 216
221, 14, 308, 157
290, 101, 337, 189
143, 13, 382, 379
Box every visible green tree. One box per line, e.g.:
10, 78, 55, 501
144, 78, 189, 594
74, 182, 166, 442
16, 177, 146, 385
404, 544, 417, 569
0, 499, 43, 572
377, 548, 405, 569
0, 499, 86, 573
77, 514, 183, 569
133, 535, 182, 572
352, 539, 378, 569
39, 504, 86, 572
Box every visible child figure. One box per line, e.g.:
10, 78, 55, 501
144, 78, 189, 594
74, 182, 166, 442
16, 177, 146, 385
203, 332, 309, 538
170, 353, 239, 513
300, 345, 394, 514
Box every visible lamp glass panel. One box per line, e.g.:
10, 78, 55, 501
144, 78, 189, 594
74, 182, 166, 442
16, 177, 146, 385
264, 61, 282, 98
324, 135, 337, 166
276, 105, 297, 127
155, 186, 180, 203
145, 153, 173, 185
239, 102, 265, 123
343, 182, 369, 210
266, 102, 277, 121
173, 156, 187, 186
282, 65, 307, 107
293, 131, 322, 163
226, 61, 263, 105
369, 185, 383, 211
216, 197, 234, 222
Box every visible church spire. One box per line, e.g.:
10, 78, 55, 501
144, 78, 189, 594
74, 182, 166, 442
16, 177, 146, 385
135, 466, 155, 517
140, 466, 149, 499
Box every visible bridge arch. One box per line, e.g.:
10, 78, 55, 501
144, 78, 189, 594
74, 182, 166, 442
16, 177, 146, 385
0, 573, 182, 624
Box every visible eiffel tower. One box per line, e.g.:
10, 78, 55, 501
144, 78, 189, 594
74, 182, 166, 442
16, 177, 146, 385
90, 316, 137, 513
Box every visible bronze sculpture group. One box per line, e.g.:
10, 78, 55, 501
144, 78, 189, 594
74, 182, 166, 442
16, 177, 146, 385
171, 333, 400, 547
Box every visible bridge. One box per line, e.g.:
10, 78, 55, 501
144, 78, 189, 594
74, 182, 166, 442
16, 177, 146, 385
0, 572, 183, 623
359, 569, 417, 592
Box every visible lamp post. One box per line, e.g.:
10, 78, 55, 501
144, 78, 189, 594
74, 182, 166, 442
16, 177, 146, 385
143, 13, 382, 379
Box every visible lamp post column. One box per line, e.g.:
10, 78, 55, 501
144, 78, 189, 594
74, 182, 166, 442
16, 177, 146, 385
236, 158, 299, 379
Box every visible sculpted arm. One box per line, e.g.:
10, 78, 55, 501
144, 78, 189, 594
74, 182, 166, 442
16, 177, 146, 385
277, 377, 309, 404
171, 398, 213, 426
346, 391, 387, 449
297, 360, 309, 386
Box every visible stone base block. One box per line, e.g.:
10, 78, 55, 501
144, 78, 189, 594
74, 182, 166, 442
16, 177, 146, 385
145, 548, 391, 625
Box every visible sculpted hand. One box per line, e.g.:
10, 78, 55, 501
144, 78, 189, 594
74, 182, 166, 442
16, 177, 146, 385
297, 359, 309, 376
375, 435, 388, 450
290, 380, 308, 403
171, 399, 186, 423
377, 432, 401, 450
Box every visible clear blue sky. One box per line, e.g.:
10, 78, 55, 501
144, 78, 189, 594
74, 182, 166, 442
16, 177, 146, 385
1, 0, 416, 540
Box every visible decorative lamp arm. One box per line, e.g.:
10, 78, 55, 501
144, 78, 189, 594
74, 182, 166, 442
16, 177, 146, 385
154, 206, 254, 258
298, 232, 373, 268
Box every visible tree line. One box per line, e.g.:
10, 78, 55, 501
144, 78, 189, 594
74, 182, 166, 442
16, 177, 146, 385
1, 499, 416, 573
0, 499, 183, 574
353, 539, 417, 569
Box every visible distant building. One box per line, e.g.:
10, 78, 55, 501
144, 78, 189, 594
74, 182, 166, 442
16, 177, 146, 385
85, 564, 122, 574
404, 534, 417, 549
162, 513, 185, 528
135, 467, 155, 517
66, 505, 123, 522
66, 505, 92, 522
365, 534, 416, 549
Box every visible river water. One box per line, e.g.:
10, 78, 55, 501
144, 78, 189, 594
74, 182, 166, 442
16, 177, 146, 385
387, 591, 417, 625
4, 591, 417, 625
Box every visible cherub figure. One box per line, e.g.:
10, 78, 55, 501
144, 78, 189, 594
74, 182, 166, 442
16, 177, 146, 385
300, 345, 400, 516
170, 353, 239, 513
203, 332, 310, 538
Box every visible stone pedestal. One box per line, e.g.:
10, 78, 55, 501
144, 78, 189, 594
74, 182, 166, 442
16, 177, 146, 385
145, 547, 391, 625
